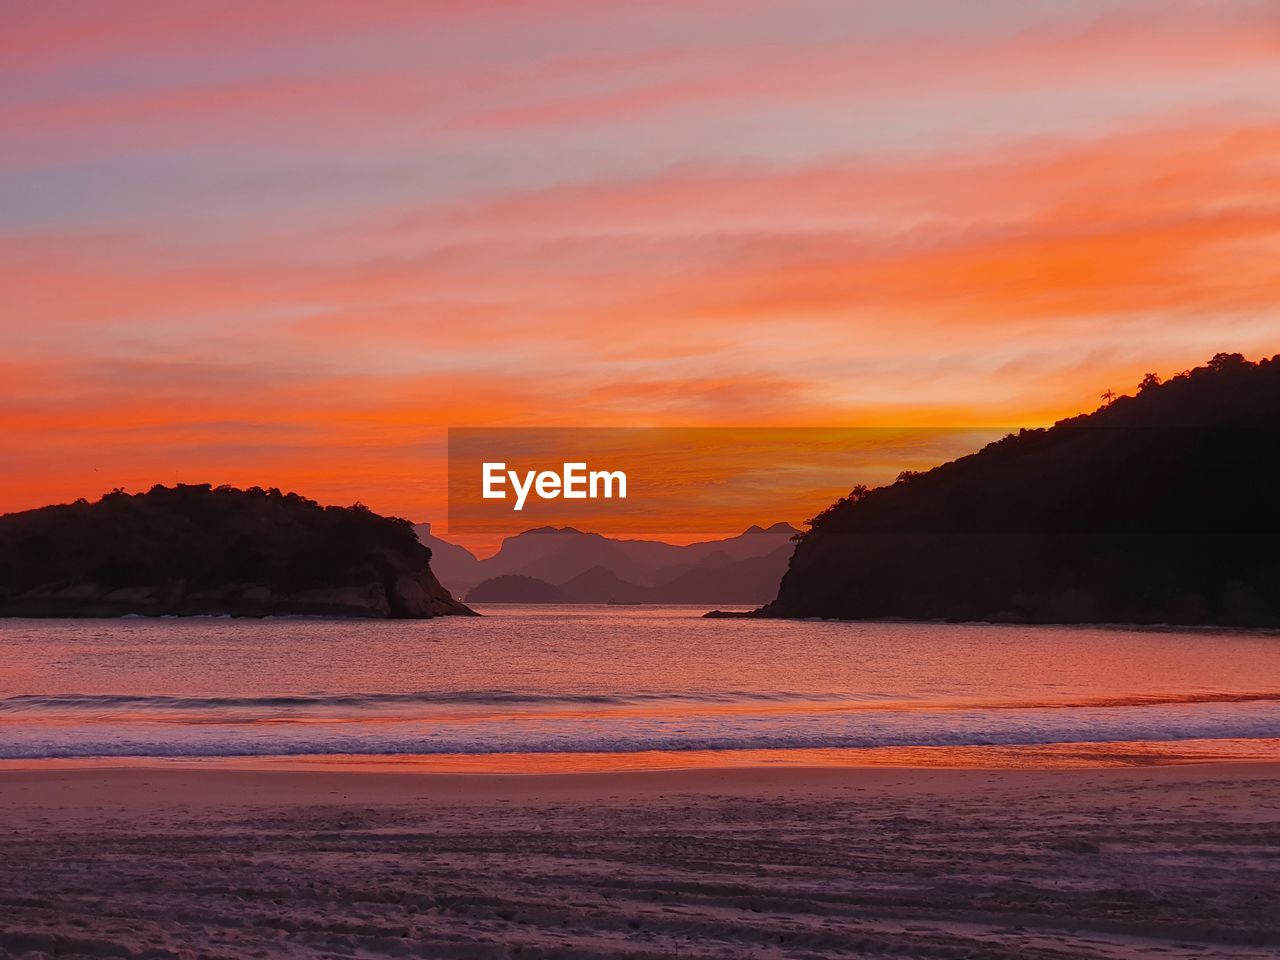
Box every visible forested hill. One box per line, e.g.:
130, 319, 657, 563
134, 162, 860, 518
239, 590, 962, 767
761, 353, 1280, 626
0, 484, 475, 618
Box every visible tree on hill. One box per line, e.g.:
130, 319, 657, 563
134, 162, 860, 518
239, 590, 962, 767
0, 484, 474, 618
768, 353, 1280, 626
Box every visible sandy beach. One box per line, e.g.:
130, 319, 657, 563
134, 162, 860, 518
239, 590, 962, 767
1, 762, 1278, 959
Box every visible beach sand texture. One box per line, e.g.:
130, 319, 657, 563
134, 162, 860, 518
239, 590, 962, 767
1, 763, 1278, 959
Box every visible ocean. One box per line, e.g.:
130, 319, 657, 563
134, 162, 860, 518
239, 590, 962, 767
2, 605, 1278, 769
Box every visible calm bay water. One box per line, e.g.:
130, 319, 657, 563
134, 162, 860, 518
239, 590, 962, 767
2, 606, 1278, 768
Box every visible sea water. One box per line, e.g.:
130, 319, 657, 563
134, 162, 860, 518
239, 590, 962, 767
2, 606, 1278, 769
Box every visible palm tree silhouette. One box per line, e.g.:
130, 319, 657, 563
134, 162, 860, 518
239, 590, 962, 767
1101, 389, 1117, 404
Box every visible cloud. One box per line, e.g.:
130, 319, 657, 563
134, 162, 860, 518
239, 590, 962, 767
3, 2, 1279, 524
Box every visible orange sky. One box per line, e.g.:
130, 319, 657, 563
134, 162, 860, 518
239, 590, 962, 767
2, 1, 1278, 550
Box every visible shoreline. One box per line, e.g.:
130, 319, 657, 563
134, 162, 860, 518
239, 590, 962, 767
4, 760, 1278, 958
4, 737, 1279, 776
6, 608, 1280, 632
706, 607, 1280, 632
4, 758, 1279, 818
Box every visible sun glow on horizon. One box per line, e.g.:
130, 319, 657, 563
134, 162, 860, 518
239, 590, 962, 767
2, 1, 1278, 527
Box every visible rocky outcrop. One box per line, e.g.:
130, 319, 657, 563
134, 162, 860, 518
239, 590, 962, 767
0, 484, 476, 619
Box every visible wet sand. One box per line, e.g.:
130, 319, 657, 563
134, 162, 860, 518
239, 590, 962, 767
1, 762, 1278, 958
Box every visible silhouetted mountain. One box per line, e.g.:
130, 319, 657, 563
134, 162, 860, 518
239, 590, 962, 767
560, 566, 651, 603
438, 523, 799, 603
465, 540, 797, 604
0, 484, 476, 618
645, 523, 801, 583
412, 522, 484, 596
466, 574, 568, 604
758, 353, 1280, 626
489, 527, 667, 586
655, 544, 795, 603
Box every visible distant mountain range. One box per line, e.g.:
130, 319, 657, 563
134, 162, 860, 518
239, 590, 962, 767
415, 523, 799, 604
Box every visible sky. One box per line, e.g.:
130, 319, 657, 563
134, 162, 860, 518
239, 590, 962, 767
2, 0, 1279, 546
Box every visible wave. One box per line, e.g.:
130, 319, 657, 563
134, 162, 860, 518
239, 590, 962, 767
4, 726, 1280, 760
3, 699, 1279, 759
4, 689, 1279, 713
0, 690, 853, 711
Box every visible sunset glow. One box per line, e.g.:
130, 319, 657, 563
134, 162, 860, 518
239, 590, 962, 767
4, 1, 1279, 542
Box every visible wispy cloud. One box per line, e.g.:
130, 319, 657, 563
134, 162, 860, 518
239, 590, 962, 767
2, 0, 1278, 530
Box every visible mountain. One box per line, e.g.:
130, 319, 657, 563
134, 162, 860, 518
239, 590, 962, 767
466, 574, 568, 603
650, 544, 795, 603
425, 522, 799, 603
648, 523, 801, 582
413, 522, 485, 595
757, 353, 1280, 626
560, 566, 652, 603
463, 535, 797, 604
0, 484, 476, 618
479, 527, 671, 586
437, 522, 798, 604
